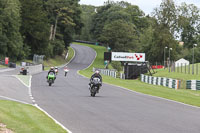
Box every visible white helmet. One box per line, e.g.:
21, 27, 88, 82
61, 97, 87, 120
95, 70, 100, 74
50, 67, 54, 70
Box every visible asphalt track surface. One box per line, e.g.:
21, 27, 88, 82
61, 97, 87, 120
32, 44, 200, 133
0, 68, 32, 104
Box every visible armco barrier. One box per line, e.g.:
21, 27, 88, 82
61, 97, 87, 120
186, 80, 200, 90
26, 64, 43, 75
141, 74, 181, 89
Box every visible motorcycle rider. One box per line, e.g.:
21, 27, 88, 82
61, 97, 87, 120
64, 66, 69, 77
47, 67, 56, 79
55, 66, 58, 75
89, 70, 102, 93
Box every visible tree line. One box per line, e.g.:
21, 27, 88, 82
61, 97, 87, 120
1, 0, 200, 63
76, 0, 200, 63
0, 0, 82, 61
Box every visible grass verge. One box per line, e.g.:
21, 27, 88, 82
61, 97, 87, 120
152, 64, 200, 89
74, 42, 200, 107
43, 46, 74, 71
153, 64, 200, 80
0, 100, 67, 133
0, 65, 8, 68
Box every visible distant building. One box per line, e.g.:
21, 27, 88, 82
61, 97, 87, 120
175, 58, 189, 67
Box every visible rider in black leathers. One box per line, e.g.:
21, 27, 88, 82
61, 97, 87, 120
47, 67, 56, 79
89, 70, 102, 93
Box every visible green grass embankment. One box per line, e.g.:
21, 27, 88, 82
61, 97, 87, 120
43, 46, 74, 70
153, 64, 200, 89
0, 100, 67, 133
16, 46, 74, 71
74, 42, 200, 107
153, 64, 200, 80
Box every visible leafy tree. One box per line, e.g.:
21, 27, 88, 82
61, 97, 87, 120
0, 0, 24, 60
20, 0, 50, 57
152, 0, 178, 36
90, 1, 145, 50
177, 3, 200, 48
45, 0, 83, 49
76, 5, 96, 41
100, 20, 137, 52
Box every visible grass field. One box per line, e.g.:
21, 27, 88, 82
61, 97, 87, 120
74, 42, 200, 107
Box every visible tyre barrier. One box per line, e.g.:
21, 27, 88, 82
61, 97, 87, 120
141, 74, 181, 89
186, 80, 200, 90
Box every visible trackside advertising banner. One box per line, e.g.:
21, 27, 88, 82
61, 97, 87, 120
112, 52, 145, 62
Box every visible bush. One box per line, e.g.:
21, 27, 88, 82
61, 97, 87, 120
111, 61, 122, 72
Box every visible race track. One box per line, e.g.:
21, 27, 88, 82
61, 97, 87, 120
32, 44, 200, 133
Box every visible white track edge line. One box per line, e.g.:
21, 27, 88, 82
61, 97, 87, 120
29, 76, 72, 132
77, 68, 200, 110
0, 95, 30, 105
34, 104, 72, 133
56, 45, 76, 70
81, 45, 97, 70
65, 45, 76, 66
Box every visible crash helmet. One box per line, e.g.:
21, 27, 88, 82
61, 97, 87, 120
55, 66, 58, 69
50, 67, 54, 70
95, 70, 100, 74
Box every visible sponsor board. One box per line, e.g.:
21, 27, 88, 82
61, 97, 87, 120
112, 52, 145, 62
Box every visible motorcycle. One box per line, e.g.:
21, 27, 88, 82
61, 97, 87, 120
64, 67, 69, 77
89, 77, 101, 97
47, 72, 56, 86
55, 68, 58, 75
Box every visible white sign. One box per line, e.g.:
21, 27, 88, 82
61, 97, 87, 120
112, 52, 145, 62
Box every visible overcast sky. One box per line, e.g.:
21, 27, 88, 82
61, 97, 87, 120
79, 0, 200, 15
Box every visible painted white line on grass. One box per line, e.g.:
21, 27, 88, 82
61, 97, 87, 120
13, 75, 29, 88
34, 104, 72, 133
77, 72, 200, 109
0, 95, 30, 105
29, 75, 72, 133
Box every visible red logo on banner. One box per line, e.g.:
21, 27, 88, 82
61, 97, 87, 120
135, 54, 143, 60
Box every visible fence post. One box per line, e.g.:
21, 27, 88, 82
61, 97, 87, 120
181, 63, 182, 73
174, 61, 175, 72
185, 63, 186, 74
177, 63, 179, 73
196, 64, 198, 75
188, 64, 190, 74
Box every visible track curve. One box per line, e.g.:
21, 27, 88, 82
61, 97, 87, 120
32, 44, 200, 133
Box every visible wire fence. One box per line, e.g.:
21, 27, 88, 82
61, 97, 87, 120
33, 54, 45, 65
151, 61, 199, 75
